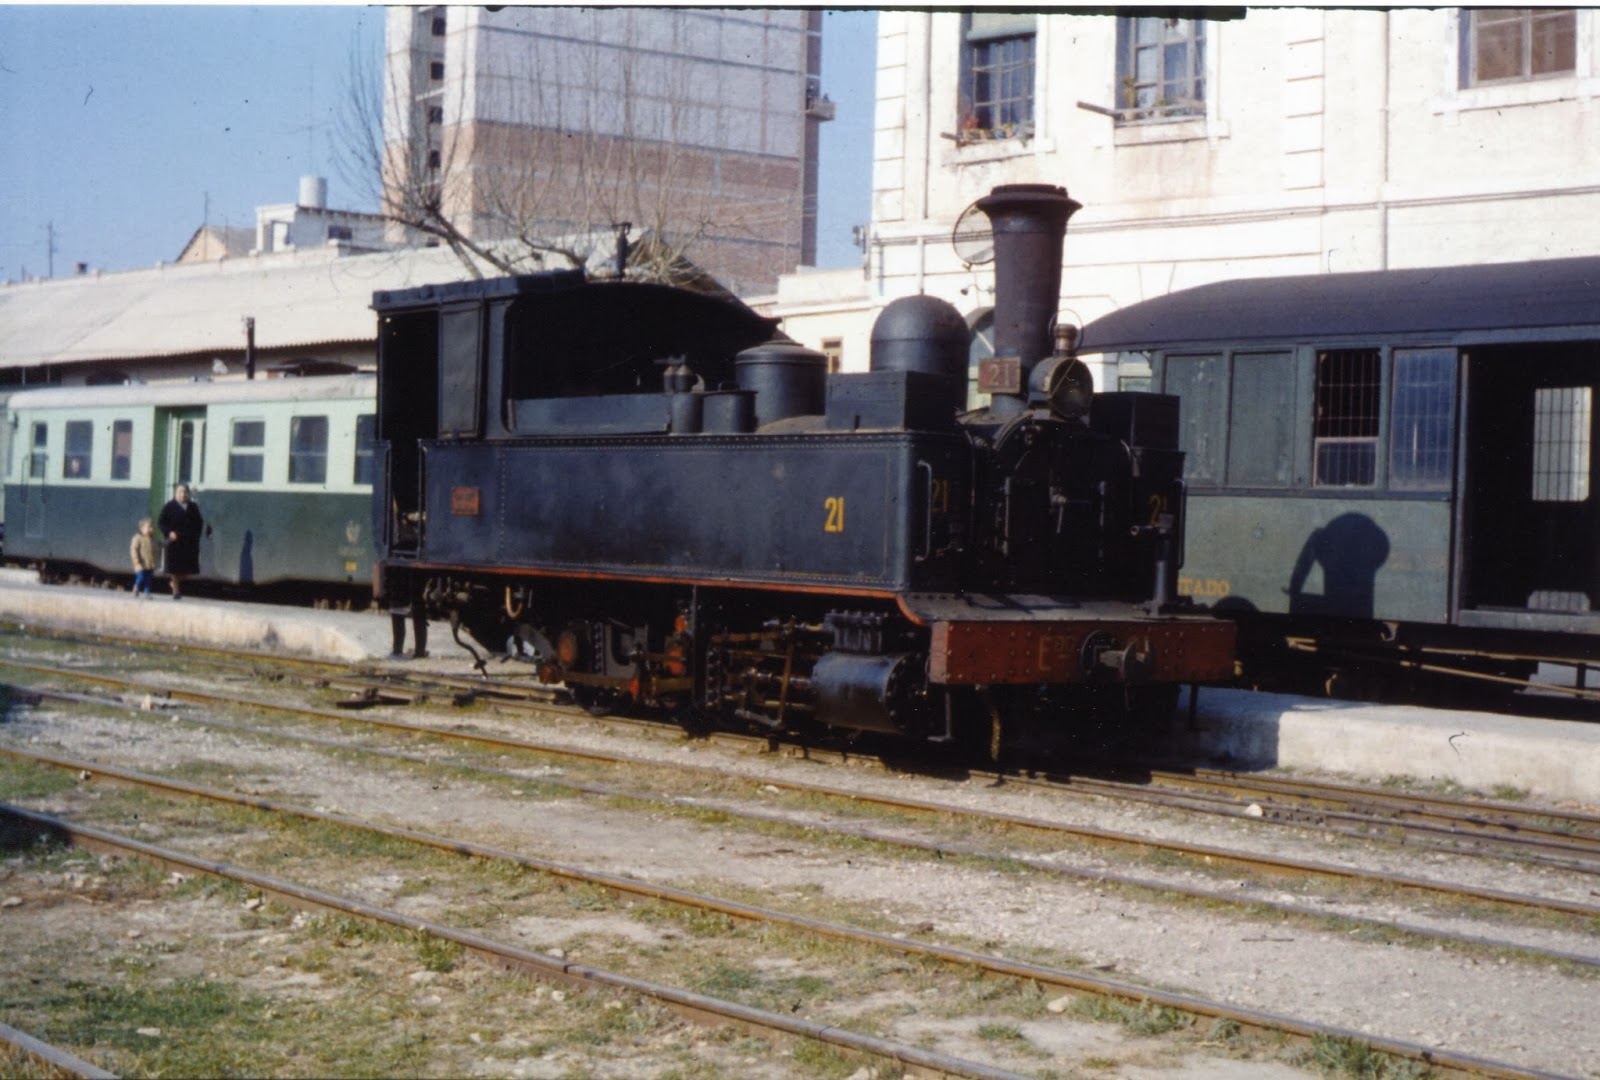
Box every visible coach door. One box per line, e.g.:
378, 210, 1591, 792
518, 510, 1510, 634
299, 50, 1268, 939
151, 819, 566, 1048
153, 408, 205, 512
1460, 344, 1600, 620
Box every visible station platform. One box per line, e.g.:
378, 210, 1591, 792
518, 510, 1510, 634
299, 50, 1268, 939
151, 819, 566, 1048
1, 570, 1596, 806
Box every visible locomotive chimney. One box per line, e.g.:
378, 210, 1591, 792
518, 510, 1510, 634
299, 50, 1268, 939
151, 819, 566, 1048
976, 184, 1081, 416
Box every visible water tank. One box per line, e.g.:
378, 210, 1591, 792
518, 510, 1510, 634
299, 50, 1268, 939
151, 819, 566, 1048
299, 175, 328, 209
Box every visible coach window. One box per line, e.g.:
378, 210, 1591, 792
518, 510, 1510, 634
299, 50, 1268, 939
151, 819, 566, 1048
1164, 354, 1226, 484
1531, 386, 1592, 502
63, 420, 92, 480
1389, 348, 1457, 489
289, 415, 329, 484
28, 422, 47, 479
111, 420, 134, 481
228, 419, 266, 483
1313, 349, 1381, 487
1226, 352, 1295, 487
353, 414, 376, 485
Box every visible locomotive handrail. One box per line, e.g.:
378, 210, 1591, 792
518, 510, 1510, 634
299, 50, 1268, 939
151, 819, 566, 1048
916, 459, 934, 560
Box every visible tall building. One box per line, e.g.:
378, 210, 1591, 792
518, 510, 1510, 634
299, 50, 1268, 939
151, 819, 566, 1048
383, 6, 831, 295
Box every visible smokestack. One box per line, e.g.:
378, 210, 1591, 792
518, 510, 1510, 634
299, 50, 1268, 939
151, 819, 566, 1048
976, 184, 1081, 416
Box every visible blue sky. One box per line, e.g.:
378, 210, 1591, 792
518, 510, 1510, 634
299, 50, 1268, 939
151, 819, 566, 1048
0, 6, 876, 281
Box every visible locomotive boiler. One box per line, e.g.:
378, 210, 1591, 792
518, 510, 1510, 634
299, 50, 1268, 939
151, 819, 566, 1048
373, 184, 1234, 749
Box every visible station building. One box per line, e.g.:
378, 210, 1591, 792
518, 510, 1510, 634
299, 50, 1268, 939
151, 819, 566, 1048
764, 9, 1600, 393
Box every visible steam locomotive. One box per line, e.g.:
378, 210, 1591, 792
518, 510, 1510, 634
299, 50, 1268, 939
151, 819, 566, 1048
372, 184, 1234, 749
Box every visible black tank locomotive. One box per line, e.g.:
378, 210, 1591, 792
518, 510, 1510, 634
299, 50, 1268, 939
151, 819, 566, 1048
373, 184, 1234, 746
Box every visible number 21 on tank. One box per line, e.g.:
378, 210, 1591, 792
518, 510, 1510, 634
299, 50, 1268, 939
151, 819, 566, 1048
824, 496, 845, 533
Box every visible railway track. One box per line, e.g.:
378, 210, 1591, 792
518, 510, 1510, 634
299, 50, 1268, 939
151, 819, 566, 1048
0, 804, 1028, 1080
0, 757, 1562, 1080
6, 700, 1598, 977
19, 628, 1598, 878
8, 647, 1600, 924
7, 657, 1600, 924
0, 1020, 117, 1080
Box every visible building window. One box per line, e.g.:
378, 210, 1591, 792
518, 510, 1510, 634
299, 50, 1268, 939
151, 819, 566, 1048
1313, 349, 1381, 487
229, 419, 266, 483
1116, 16, 1207, 122
429, 60, 445, 81
1389, 348, 1456, 489
1461, 9, 1576, 86
821, 338, 844, 375
427, 105, 444, 125
112, 420, 133, 481
354, 414, 377, 485
427, 149, 442, 170
1531, 386, 1591, 502
960, 13, 1035, 140
430, 13, 446, 37
64, 420, 92, 479
289, 415, 329, 484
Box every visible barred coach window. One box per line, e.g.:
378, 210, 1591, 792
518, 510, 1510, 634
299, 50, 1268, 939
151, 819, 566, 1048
1313, 349, 1381, 487
1389, 348, 1456, 489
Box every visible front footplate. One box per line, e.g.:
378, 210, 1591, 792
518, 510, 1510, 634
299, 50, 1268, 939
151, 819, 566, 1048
898, 593, 1237, 686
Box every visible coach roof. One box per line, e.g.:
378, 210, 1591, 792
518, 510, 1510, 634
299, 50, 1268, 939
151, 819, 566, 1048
1079, 255, 1600, 353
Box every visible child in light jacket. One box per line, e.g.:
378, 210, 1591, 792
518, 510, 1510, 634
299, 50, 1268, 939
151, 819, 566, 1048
130, 517, 155, 597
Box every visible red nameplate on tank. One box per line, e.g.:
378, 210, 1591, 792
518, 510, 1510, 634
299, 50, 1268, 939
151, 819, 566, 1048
451, 487, 481, 516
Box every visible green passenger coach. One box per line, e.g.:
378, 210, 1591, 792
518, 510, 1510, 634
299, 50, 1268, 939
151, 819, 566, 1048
4, 374, 376, 591
1076, 256, 1600, 700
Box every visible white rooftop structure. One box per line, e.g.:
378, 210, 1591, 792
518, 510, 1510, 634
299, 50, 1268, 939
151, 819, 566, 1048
0, 243, 508, 376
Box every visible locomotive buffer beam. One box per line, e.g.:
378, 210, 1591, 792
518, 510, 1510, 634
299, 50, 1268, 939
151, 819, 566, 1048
901, 595, 1236, 688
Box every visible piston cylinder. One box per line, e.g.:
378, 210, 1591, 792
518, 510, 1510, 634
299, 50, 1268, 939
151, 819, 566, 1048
811, 651, 921, 734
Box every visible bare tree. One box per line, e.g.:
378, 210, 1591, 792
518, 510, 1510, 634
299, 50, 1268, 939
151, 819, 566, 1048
335, 9, 807, 292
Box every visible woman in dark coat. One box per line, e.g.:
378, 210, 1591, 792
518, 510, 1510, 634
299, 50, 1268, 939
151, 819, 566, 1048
157, 483, 204, 599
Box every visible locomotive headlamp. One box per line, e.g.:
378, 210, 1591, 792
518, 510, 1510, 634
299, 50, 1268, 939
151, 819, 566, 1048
1029, 355, 1094, 420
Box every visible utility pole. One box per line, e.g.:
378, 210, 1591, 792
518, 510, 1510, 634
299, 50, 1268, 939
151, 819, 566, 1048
46, 221, 57, 278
